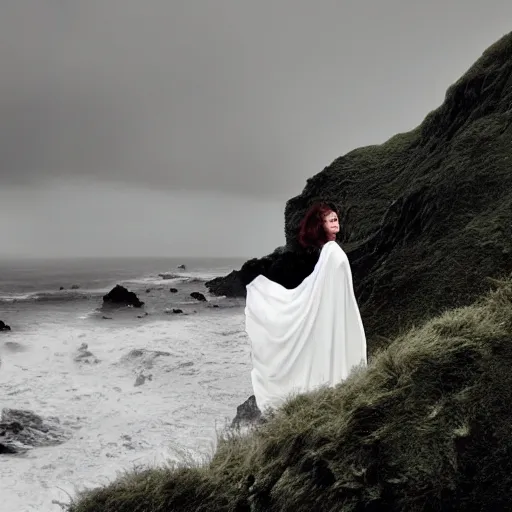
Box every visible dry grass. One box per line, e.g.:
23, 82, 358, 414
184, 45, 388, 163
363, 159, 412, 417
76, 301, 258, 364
69, 276, 512, 511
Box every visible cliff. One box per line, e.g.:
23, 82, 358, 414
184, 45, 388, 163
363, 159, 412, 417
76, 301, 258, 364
207, 32, 512, 351
70, 32, 512, 512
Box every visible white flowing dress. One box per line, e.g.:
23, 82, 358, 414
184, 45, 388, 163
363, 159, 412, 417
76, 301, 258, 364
245, 241, 367, 412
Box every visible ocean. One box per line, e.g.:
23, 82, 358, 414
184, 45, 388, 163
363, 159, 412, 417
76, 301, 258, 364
0, 256, 253, 512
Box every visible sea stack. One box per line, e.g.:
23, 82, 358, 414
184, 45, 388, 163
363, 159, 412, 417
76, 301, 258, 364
102, 285, 144, 308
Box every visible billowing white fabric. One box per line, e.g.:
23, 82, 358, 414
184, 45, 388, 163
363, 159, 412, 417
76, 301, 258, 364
245, 241, 367, 412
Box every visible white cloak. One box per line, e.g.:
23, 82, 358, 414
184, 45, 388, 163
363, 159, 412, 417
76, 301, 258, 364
245, 241, 367, 412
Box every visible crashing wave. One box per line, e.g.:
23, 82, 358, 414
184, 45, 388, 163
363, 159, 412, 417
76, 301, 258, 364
0, 290, 102, 304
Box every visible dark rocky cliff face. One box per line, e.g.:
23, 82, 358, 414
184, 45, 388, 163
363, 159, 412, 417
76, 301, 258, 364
207, 33, 512, 352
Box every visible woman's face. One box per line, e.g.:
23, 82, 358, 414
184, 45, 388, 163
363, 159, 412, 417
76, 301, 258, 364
323, 211, 339, 239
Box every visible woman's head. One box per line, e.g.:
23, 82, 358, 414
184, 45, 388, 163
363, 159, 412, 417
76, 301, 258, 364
298, 202, 339, 249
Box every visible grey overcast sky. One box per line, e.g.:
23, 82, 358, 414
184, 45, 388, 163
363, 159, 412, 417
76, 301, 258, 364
0, 0, 511, 258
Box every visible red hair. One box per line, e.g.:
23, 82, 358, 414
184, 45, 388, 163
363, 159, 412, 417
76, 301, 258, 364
298, 202, 337, 249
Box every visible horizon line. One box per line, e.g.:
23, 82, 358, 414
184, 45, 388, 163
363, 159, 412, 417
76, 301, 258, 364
0, 254, 253, 261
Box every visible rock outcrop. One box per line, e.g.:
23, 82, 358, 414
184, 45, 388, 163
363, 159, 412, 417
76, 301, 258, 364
190, 292, 207, 302
231, 395, 262, 428
102, 285, 144, 308
206, 246, 321, 297
0, 409, 71, 455
206, 33, 512, 350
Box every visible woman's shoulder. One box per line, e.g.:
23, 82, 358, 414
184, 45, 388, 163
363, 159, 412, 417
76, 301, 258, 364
321, 240, 343, 251
321, 240, 349, 260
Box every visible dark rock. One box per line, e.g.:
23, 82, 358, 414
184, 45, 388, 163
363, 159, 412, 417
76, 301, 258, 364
177, 264, 186, 270
102, 285, 144, 308
206, 34, 512, 352
190, 292, 207, 302
172, 308, 183, 314
145, 288, 152, 293
231, 395, 262, 428
0, 320, 11, 332
205, 247, 320, 298
59, 286, 65, 290
0, 408, 71, 455
206, 271, 246, 297
71, 284, 80, 290
0, 443, 18, 454
169, 287, 178, 293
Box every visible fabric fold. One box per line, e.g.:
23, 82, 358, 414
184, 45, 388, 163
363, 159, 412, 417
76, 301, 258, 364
245, 241, 367, 412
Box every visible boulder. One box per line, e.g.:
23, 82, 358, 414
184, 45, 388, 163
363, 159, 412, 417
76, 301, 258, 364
0, 409, 71, 455
102, 285, 144, 308
0, 320, 11, 332
190, 292, 207, 302
231, 395, 262, 428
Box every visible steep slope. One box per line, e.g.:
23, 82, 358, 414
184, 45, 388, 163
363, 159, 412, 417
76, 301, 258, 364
207, 32, 512, 349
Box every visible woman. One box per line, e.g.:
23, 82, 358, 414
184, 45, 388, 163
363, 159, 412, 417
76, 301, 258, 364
298, 202, 341, 248
245, 202, 367, 413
